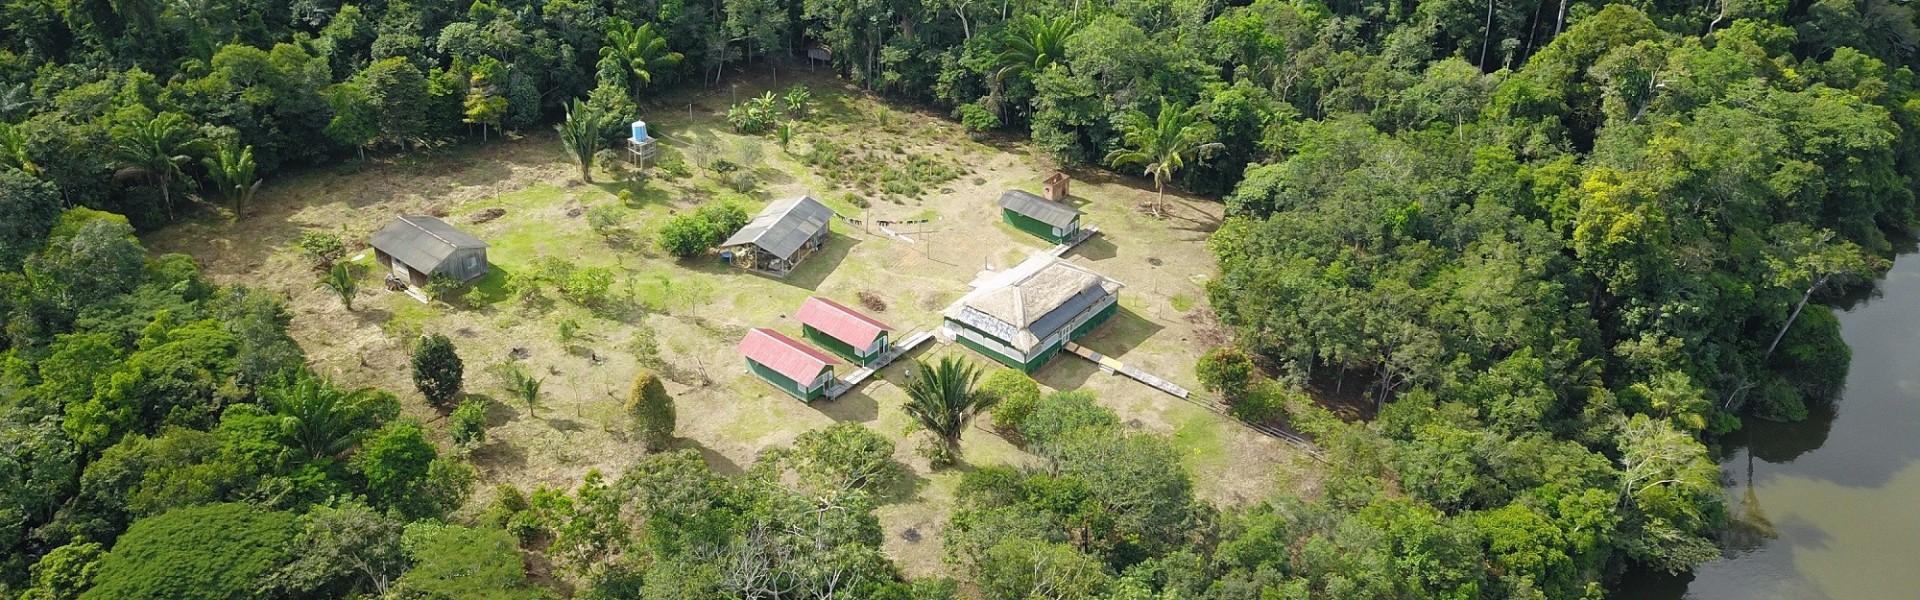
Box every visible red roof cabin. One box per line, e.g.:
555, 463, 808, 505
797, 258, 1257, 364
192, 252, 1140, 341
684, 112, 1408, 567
737, 328, 840, 401
795, 297, 894, 366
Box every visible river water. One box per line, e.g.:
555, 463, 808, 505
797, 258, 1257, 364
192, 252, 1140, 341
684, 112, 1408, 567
1615, 239, 1920, 599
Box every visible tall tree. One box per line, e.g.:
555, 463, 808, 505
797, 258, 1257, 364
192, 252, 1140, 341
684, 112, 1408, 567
626, 372, 676, 451
556, 99, 611, 183
996, 14, 1077, 79
1104, 98, 1222, 216
110, 113, 209, 221
900, 356, 995, 466
202, 143, 260, 219
599, 20, 683, 103
0, 167, 61, 270
411, 334, 465, 409
268, 374, 359, 459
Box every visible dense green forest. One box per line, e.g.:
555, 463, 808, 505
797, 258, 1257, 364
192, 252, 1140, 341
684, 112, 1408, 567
4, 0, 1917, 598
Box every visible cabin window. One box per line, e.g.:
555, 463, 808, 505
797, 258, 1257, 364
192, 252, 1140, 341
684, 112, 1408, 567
466, 256, 478, 270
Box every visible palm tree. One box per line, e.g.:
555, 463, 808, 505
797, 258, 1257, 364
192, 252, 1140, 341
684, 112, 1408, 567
995, 14, 1077, 79
1104, 98, 1223, 217
601, 20, 684, 104
497, 362, 544, 418
203, 143, 261, 219
0, 122, 40, 177
111, 113, 210, 221
319, 263, 359, 311
901, 355, 995, 466
269, 374, 359, 459
557, 99, 611, 183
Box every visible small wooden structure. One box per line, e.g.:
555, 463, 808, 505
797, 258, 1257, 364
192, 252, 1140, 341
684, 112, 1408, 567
942, 254, 1123, 373
369, 216, 489, 289
738, 328, 840, 401
999, 189, 1082, 244
796, 297, 894, 366
1043, 171, 1071, 201
720, 195, 834, 275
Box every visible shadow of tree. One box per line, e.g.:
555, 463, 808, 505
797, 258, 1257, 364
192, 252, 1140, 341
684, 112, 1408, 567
672, 436, 745, 475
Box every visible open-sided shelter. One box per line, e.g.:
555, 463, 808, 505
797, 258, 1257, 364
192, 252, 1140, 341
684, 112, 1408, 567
737, 327, 840, 401
942, 254, 1123, 373
998, 189, 1082, 244
370, 215, 489, 288
720, 195, 834, 274
796, 297, 893, 366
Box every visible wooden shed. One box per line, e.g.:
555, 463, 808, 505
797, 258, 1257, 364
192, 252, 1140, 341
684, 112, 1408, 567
369, 216, 489, 289
720, 195, 834, 275
796, 296, 893, 366
942, 254, 1123, 373
998, 189, 1081, 244
738, 328, 840, 401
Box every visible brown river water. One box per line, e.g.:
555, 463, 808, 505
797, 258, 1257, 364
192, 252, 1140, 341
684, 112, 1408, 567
1614, 237, 1920, 599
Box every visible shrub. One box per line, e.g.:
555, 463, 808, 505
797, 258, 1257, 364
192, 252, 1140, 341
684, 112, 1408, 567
725, 170, 758, 193
294, 231, 346, 268
981, 369, 1043, 433
958, 101, 999, 133
783, 85, 812, 118
626, 373, 675, 451
411, 333, 463, 409
656, 214, 716, 258
1197, 346, 1256, 401
1017, 390, 1119, 449
450, 397, 488, 448
422, 272, 459, 301
560, 266, 614, 307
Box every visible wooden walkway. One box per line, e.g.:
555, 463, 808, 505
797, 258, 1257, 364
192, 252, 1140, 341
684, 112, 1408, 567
826, 330, 936, 398
1047, 227, 1100, 257
1059, 342, 1323, 458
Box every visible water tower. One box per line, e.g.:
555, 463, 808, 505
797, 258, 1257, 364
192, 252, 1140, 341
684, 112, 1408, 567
627, 119, 658, 166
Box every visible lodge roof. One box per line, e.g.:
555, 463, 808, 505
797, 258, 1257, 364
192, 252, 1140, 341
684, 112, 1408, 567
943, 254, 1123, 352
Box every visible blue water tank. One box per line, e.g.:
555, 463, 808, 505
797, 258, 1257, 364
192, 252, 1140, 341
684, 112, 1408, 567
631, 120, 648, 142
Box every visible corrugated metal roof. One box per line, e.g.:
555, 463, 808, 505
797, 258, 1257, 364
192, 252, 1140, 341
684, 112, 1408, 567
796, 297, 892, 349
998, 189, 1080, 228
942, 254, 1123, 352
720, 195, 835, 260
369, 216, 486, 271
737, 328, 838, 383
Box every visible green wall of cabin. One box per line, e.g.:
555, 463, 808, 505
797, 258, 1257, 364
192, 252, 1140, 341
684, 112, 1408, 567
746, 359, 827, 401
1002, 209, 1076, 244
947, 299, 1117, 374
802, 325, 887, 366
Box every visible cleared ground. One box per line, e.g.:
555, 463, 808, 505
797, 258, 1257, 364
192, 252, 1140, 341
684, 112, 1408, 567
146, 73, 1309, 576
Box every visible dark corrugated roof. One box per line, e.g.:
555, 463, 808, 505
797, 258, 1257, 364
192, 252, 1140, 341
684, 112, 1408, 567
720, 195, 834, 260
998, 189, 1080, 228
1028, 285, 1109, 340
370, 216, 486, 271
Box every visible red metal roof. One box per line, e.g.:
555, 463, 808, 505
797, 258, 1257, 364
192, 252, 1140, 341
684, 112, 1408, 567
795, 297, 893, 349
737, 328, 839, 383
